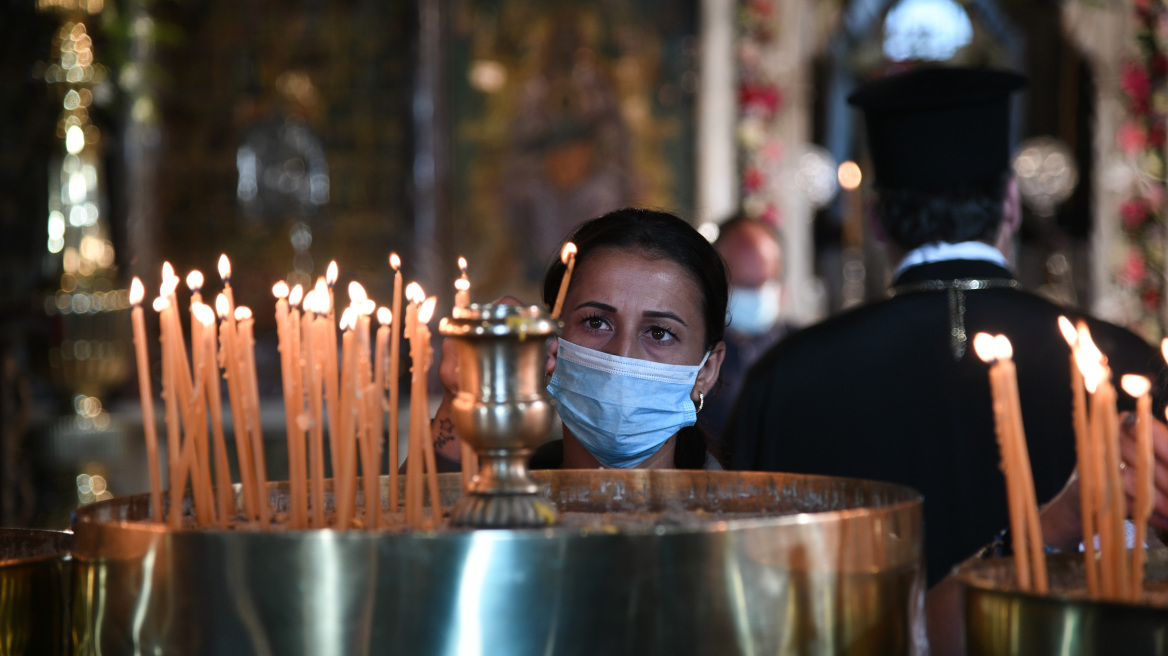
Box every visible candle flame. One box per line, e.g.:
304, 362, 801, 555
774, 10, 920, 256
272, 281, 289, 299
418, 296, 437, 324
130, 277, 144, 306
160, 277, 178, 298
377, 307, 392, 325
454, 278, 470, 291
1075, 324, 1106, 394
162, 261, 175, 281
359, 299, 376, 316
218, 254, 231, 281
458, 256, 468, 273
1161, 337, 1168, 365
339, 306, 355, 331
389, 252, 401, 271
234, 306, 253, 322
326, 261, 338, 287
152, 296, 169, 312
973, 333, 998, 363
994, 335, 1013, 361
348, 281, 367, 305
405, 281, 424, 304
192, 302, 215, 326
216, 294, 229, 319
186, 270, 204, 292
561, 242, 577, 264
1057, 316, 1077, 347
289, 284, 304, 307
1121, 374, 1151, 398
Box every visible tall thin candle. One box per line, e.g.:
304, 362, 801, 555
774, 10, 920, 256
388, 254, 403, 511
217, 294, 258, 519
130, 279, 163, 521
550, 242, 577, 319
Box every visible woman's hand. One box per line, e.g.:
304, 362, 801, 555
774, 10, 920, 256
1119, 411, 1168, 532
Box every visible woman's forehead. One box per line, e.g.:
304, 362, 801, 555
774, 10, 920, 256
571, 247, 703, 316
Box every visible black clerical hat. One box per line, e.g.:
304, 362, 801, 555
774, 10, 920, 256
847, 67, 1026, 188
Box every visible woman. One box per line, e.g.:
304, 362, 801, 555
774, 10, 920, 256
431, 207, 727, 469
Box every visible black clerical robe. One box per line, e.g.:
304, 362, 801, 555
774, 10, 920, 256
725, 259, 1167, 586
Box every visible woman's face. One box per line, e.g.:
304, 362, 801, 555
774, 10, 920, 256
559, 246, 711, 366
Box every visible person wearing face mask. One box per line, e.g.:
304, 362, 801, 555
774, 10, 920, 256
699, 216, 792, 443
429, 207, 728, 470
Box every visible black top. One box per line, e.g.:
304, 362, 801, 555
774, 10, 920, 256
725, 260, 1167, 585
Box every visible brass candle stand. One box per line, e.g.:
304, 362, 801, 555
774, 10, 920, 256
438, 302, 560, 528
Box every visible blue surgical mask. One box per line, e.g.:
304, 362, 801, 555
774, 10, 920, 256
727, 281, 781, 336
546, 338, 709, 468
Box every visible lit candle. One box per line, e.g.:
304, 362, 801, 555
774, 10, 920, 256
404, 283, 422, 527
1059, 316, 1098, 596
974, 333, 1031, 590
1122, 373, 1153, 600
388, 253, 403, 512
455, 256, 470, 308
335, 307, 357, 530
155, 293, 184, 528
217, 294, 257, 519
274, 281, 305, 530
287, 284, 307, 529
416, 295, 442, 527
236, 306, 270, 528
315, 277, 341, 477
302, 289, 326, 528
550, 242, 577, 319
130, 279, 163, 521
195, 301, 233, 527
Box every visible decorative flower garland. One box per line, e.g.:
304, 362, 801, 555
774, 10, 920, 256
736, 0, 786, 229
1115, 0, 1168, 341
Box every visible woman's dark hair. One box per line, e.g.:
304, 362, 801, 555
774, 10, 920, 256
542, 207, 728, 350
874, 175, 1009, 250
541, 207, 729, 468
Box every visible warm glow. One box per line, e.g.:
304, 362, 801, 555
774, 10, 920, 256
130, 277, 144, 306
339, 307, 355, 331
186, 270, 204, 292
377, 307, 392, 325
162, 261, 175, 282
454, 278, 470, 292
216, 294, 229, 319
1121, 374, 1152, 398
218, 254, 231, 281
973, 332, 998, 363
313, 278, 328, 301
192, 303, 215, 326
561, 242, 577, 264
418, 296, 437, 324
348, 281, 367, 305
234, 306, 253, 322
160, 277, 178, 298
838, 161, 862, 191
273, 281, 289, 299
289, 284, 304, 307
406, 282, 425, 304
1074, 325, 1105, 394
326, 261, 338, 287
1161, 337, 1168, 365
458, 256, 468, 273
359, 299, 376, 316
994, 335, 1014, 361
1057, 316, 1076, 347
389, 252, 401, 271
152, 297, 169, 312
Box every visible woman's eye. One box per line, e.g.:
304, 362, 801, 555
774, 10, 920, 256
647, 326, 673, 341
585, 316, 607, 330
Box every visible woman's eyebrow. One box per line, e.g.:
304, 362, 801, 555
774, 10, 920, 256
643, 310, 687, 326
574, 301, 617, 313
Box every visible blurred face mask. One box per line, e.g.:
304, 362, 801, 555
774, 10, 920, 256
546, 338, 708, 468
727, 281, 781, 335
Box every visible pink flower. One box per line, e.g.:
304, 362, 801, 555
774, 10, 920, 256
1118, 121, 1147, 155
761, 204, 782, 229
743, 167, 766, 193
1121, 249, 1147, 285
1122, 199, 1150, 231
1122, 62, 1152, 111
739, 83, 784, 117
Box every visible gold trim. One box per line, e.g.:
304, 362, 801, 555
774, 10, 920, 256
888, 278, 1019, 361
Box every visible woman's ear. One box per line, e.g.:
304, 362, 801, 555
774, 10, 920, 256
692, 341, 726, 405
545, 336, 560, 378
